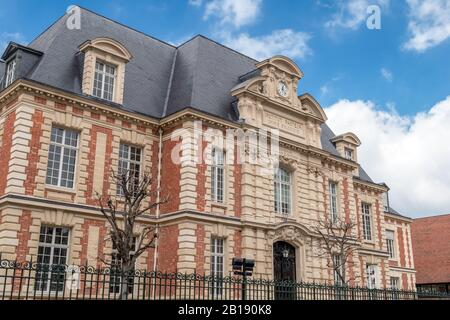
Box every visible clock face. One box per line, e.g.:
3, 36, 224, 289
277, 81, 288, 97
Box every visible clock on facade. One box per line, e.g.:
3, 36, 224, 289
277, 81, 288, 97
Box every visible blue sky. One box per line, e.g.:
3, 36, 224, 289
1, 0, 450, 217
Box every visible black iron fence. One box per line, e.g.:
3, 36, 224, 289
0, 258, 448, 300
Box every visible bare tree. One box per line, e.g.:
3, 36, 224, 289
96, 170, 167, 299
314, 216, 360, 286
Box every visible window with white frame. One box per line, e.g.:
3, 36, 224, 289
382, 192, 389, 212
329, 181, 339, 224
211, 148, 225, 203
333, 254, 344, 286
35, 226, 70, 292
386, 230, 396, 259
361, 203, 373, 241
117, 143, 142, 197
344, 148, 353, 160
274, 167, 291, 215
93, 60, 116, 101
45, 127, 79, 188
366, 264, 378, 289
390, 277, 400, 290
210, 237, 225, 296
5, 59, 16, 87
109, 237, 136, 294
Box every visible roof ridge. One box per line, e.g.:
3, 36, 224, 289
77, 6, 176, 49
188, 34, 259, 63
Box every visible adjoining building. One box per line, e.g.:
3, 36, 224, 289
0, 7, 415, 293
412, 214, 450, 294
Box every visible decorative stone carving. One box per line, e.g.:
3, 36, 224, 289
267, 225, 306, 243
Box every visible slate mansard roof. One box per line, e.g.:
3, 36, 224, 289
0, 7, 404, 215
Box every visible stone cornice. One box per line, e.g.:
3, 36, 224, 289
235, 89, 325, 123
353, 177, 389, 193
0, 79, 159, 128
357, 247, 390, 258
385, 212, 413, 223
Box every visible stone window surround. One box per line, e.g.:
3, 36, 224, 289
79, 38, 132, 105
45, 124, 81, 193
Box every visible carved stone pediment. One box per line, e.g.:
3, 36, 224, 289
267, 224, 310, 244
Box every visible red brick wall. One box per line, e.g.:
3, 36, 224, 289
397, 226, 406, 268
402, 273, 408, 289
85, 125, 113, 205
196, 137, 208, 211
157, 224, 179, 272
195, 224, 205, 274
347, 251, 355, 286
80, 219, 107, 267
354, 194, 361, 239
24, 110, 44, 195
160, 138, 181, 214
233, 230, 242, 258
359, 256, 365, 286
16, 210, 32, 262
375, 200, 383, 250
412, 214, 450, 284
343, 178, 350, 223
0, 111, 15, 195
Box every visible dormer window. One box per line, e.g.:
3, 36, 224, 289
93, 61, 116, 101
5, 59, 16, 87
79, 37, 132, 104
344, 148, 353, 160
331, 133, 361, 162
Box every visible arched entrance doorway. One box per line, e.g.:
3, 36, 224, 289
273, 241, 297, 300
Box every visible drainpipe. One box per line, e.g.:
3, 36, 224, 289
153, 128, 163, 273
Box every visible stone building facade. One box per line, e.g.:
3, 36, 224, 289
0, 8, 415, 290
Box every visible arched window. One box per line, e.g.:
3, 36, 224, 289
274, 168, 291, 215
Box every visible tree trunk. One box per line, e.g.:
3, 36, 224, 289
120, 262, 133, 300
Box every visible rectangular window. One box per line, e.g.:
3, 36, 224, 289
329, 181, 339, 224
211, 148, 225, 203
366, 264, 378, 289
109, 238, 136, 294
117, 143, 142, 197
333, 254, 344, 286
46, 127, 79, 188
390, 277, 400, 290
93, 60, 116, 101
386, 230, 396, 259
210, 237, 225, 297
274, 168, 291, 215
35, 226, 70, 293
382, 192, 389, 212
344, 148, 353, 160
5, 59, 16, 87
361, 203, 373, 241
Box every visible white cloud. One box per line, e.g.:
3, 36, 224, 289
204, 0, 262, 28
188, 0, 202, 7
325, 0, 389, 30
324, 98, 450, 218
320, 85, 330, 96
221, 29, 312, 61
380, 68, 393, 82
0, 32, 25, 54
403, 0, 450, 52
